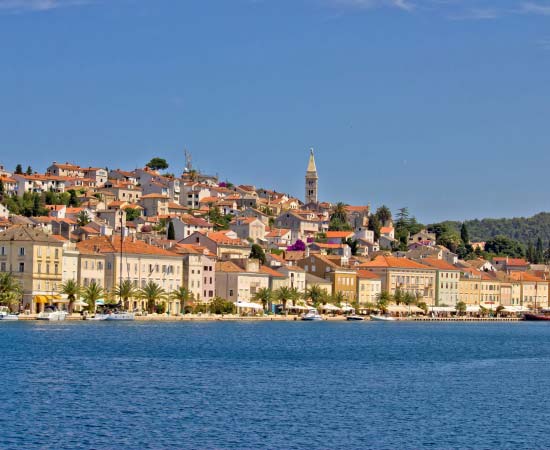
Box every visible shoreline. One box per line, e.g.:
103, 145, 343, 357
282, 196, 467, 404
14, 314, 525, 322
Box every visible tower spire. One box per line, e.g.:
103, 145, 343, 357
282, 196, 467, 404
305, 148, 319, 205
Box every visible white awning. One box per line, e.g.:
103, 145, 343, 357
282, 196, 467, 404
502, 305, 530, 313
430, 306, 456, 313
466, 305, 480, 313
321, 304, 340, 311
235, 301, 263, 310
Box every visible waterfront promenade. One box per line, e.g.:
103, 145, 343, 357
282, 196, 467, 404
14, 313, 524, 322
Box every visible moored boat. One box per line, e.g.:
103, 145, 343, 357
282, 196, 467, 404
370, 315, 397, 322
301, 308, 323, 321
93, 312, 135, 321
37, 306, 68, 321
524, 313, 550, 321
0, 306, 19, 321
346, 315, 364, 321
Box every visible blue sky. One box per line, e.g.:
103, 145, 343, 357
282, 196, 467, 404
1, 0, 549, 224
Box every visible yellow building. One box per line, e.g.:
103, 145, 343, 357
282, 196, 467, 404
359, 255, 437, 305
298, 254, 356, 301
356, 270, 382, 305
510, 272, 549, 309
77, 236, 183, 314
0, 226, 65, 313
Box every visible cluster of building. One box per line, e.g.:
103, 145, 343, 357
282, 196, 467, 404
0, 152, 549, 314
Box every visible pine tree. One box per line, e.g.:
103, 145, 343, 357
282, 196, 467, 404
26, 166, 33, 175
14, 164, 23, 175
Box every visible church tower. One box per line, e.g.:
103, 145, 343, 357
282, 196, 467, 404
305, 148, 318, 205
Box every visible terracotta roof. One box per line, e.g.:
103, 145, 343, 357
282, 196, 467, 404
205, 231, 248, 247
493, 257, 529, 267
77, 236, 177, 257
141, 193, 169, 199
215, 261, 243, 273
311, 243, 345, 249
509, 272, 547, 282
324, 231, 354, 239
360, 255, 434, 270
421, 258, 460, 271
0, 226, 64, 244
260, 266, 286, 278
380, 227, 394, 234
266, 228, 290, 238
356, 270, 381, 280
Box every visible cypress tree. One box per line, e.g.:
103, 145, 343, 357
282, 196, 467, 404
526, 242, 535, 263
535, 237, 544, 264
460, 223, 470, 245
14, 164, 23, 175
167, 221, 175, 240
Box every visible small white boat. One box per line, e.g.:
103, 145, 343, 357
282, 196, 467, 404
0, 306, 19, 321
346, 315, 365, 321
370, 314, 397, 322
37, 307, 68, 321
92, 312, 135, 321
301, 308, 323, 321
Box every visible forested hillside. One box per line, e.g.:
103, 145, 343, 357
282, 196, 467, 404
436, 213, 550, 246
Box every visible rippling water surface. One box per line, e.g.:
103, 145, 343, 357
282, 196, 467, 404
1, 321, 550, 449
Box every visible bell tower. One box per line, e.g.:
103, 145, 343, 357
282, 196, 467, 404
305, 148, 318, 205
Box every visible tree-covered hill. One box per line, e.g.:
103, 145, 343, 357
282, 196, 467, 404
434, 213, 550, 246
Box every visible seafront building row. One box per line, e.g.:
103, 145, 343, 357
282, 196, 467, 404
0, 154, 548, 314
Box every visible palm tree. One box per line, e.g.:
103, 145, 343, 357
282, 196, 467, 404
0, 272, 22, 312
170, 286, 194, 315
253, 287, 272, 313
81, 281, 104, 313
331, 202, 348, 222
402, 292, 417, 316
288, 287, 301, 307
304, 285, 325, 306
274, 286, 292, 312
332, 291, 346, 307
113, 279, 137, 311
139, 281, 167, 314
376, 291, 391, 313
60, 279, 81, 313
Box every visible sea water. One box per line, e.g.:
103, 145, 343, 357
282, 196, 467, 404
1, 321, 549, 449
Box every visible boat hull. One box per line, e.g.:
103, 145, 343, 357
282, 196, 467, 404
346, 316, 365, 321
0, 315, 19, 321
93, 313, 135, 321
370, 315, 397, 322
524, 313, 550, 321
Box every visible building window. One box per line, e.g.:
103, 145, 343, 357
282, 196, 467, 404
19, 248, 25, 257
229, 289, 234, 297
19, 262, 24, 273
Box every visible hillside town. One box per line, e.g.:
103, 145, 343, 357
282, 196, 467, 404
0, 150, 548, 318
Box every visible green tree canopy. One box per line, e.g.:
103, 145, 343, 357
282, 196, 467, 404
250, 244, 266, 265
484, 235, 525, 258
139, 281, 167, 314
146, 157, 169, 171
375, 205, 392, 226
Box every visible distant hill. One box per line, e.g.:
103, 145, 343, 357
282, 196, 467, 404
436, 213, 550, 246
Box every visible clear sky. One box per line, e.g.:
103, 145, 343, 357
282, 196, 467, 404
1, 0, 549, 224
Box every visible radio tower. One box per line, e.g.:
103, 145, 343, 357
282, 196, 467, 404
184, 149, 193, 173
